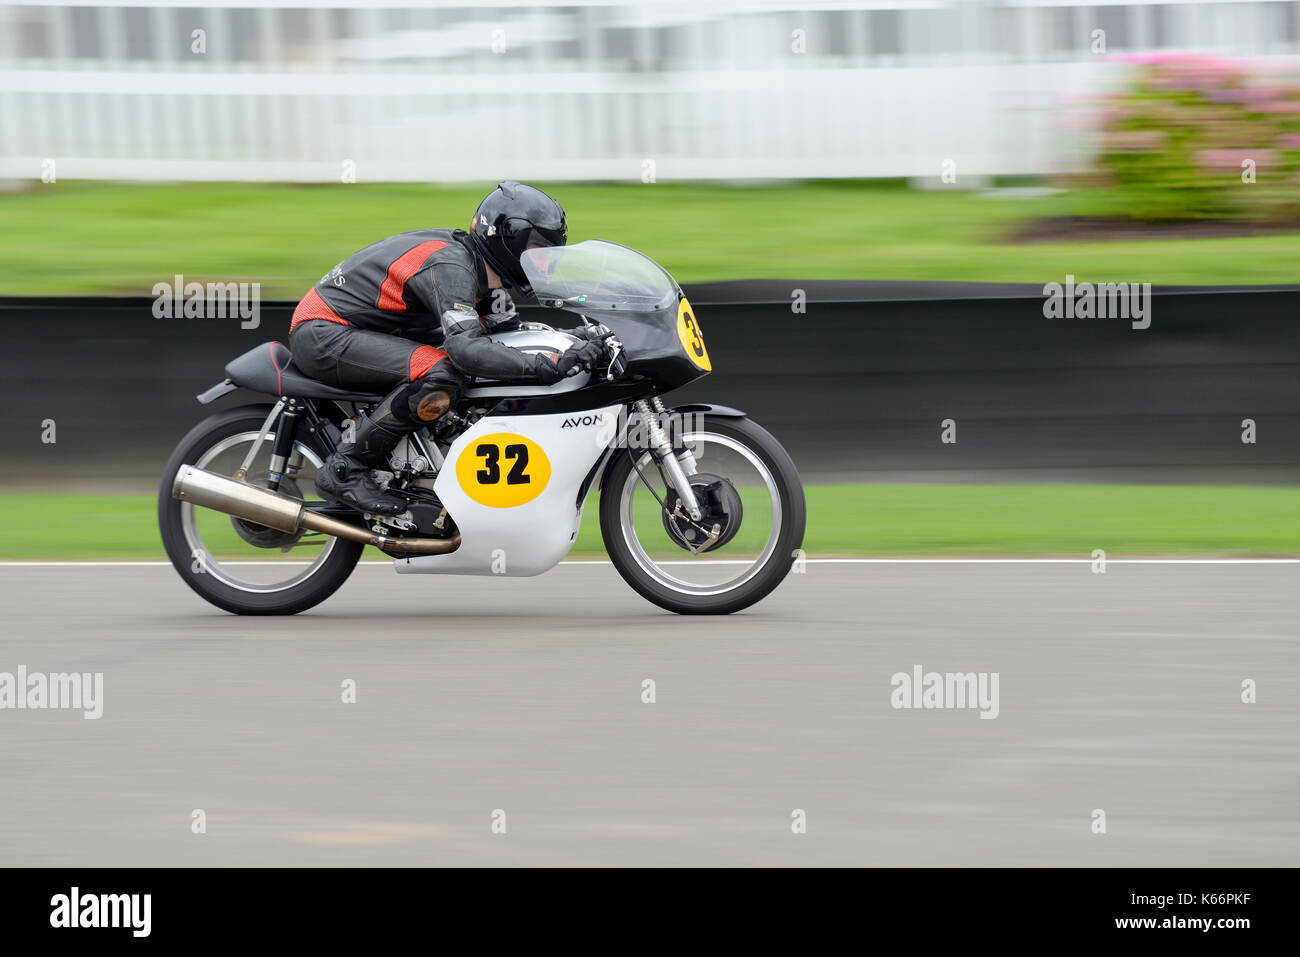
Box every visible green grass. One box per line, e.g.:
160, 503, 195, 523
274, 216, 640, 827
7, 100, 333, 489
2, 180, 1299, 297
2, 484, 1297, 561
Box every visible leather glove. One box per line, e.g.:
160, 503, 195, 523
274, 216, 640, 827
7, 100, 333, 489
532, 338, 607, 384
557, 338, 609, 377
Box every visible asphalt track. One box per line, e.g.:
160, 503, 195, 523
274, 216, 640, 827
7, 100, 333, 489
0, 561, 1296, 867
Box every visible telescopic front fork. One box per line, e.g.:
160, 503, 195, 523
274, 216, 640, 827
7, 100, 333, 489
649, 395, 699, 476
635, 398, 702, 522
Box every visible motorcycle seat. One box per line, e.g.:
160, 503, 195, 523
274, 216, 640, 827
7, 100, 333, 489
225, 341, 384, 403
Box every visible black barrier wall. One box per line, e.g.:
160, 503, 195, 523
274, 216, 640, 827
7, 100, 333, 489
2, 286, 1299, 488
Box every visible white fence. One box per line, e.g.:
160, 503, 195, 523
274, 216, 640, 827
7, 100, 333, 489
2, 0, 1299, 182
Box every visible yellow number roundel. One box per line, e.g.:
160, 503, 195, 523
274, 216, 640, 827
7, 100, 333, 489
455, 433, 551, 508
676, 297, 711, 371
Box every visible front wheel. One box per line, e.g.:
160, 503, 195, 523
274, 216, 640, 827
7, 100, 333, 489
599, 414, 805, 615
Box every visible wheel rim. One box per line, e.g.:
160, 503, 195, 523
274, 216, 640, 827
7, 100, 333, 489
617, 430, 782, 597
180, 431, 341, 594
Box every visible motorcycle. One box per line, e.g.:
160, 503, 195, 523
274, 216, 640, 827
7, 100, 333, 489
158, 239, 806, 615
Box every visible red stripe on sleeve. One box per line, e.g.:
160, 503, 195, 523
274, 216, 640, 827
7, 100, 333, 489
378, 240, 448, 313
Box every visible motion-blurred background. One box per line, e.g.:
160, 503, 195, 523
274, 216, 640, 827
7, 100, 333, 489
2, 0, 1299, 557
4, 0, 1300, 185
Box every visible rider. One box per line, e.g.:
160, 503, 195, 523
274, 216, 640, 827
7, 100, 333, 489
288, 182, 608, 516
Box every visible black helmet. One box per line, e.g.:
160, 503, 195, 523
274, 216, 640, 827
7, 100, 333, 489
468, 181, 567, 292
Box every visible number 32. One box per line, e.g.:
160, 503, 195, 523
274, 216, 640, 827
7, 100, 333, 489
475, 443, 530, 485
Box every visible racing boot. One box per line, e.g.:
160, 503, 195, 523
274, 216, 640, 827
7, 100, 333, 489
314, 409, 410, 516
316, 365, 463, 515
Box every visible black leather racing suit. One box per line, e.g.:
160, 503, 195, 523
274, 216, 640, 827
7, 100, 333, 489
289, 227, 573, 417
289, 228, 604, 514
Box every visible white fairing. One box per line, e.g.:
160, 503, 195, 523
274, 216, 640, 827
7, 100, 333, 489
394, 404, 621, 577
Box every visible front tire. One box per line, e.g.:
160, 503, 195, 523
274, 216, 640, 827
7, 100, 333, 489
599, 414, 805, 615
159, 405, 364, 615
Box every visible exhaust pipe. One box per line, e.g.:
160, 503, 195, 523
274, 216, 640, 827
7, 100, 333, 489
173, 465, 460, 556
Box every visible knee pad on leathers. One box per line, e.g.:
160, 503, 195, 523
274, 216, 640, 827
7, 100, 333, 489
395, 363, 467, 426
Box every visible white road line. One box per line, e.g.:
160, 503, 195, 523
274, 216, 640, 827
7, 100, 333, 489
2, 558, 1299, 568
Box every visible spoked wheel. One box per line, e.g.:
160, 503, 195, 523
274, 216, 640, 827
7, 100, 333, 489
599, 413, 805, 615
158, 405, 364, 615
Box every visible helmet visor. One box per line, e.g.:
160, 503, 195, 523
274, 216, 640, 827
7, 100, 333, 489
506, 218, 566, 253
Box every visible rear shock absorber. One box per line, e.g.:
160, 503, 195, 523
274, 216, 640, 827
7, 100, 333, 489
265, 400, 302, 491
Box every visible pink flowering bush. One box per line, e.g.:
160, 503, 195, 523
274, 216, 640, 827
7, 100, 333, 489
1094, 55, 1300, 221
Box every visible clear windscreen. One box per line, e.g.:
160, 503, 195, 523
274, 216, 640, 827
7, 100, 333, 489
520, 239, 679, 313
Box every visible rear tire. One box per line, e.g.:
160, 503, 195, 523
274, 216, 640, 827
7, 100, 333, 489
159, 405, 364, 615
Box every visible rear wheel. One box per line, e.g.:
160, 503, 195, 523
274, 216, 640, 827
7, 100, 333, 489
158, 405, 364, 615
599, 414, 805, 615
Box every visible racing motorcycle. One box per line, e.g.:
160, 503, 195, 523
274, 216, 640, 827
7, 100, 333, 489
159, 240, 805, 615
